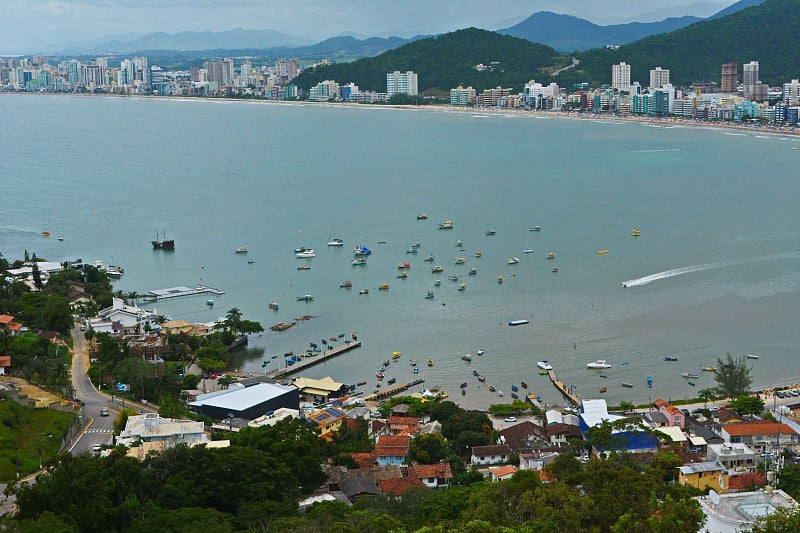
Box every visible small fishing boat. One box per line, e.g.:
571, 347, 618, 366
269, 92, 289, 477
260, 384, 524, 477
497, 391, 504, 397
488, 384, 496, 392
508, 257, 519, 265
681, 372, 700, 379
376, 371, 384, 379
497, 275, 503, 283
458, 283, 466, 291
468, 268, 477, 275
462, 389, 466, 396
587, 360, 612, 369
520, 381, 527, 388
511, 384, 519, 392
412, 242, 421, 248
339, 280, 352, 288
537, 361, 552, 370
268, 302, 279, 310
597, 250, 609, 255
57, 237, 64, 241
406, 247, 418, 254
478, 375, 485, 382
41, 231, 51, 237
424, 255, 435, 262
206, 299, 214, 306
599, 375, 608, 379
454, 257, 465, 264
746, 353, 759, 359
551, 267, 558, 273
296, 250, 315, 258
424, 291, 434, 299
547, 252, 555, 259
397, 272, 408, 279
509, 320, 529, 326
455, 240, 463, 247
357, 381, 366, 386
530, 226, 541, 232
297, 264, 311, 270
392, 351, 402, 359
437, 220, 454, 230
379, 283, 390, 290
387, 378, 396, 385
431, 265, 444, 273
398, 261, 411, 270
434, 279, 441, 287
413, 366, 419, 374
351, 258, 367, 266
647, 376, 653, 388
417, 213, 428, 220
702, 366, 717, 372
664, 356, 678, 362
460, 382, 468, 389
450, 274, 459, 281
428, 359, 433, 367
687, 381, 696, 386
622, 382, 634, 388
486, 229, 496, 236
359, 289, 369, 295
599, 387, 607, 393
511, 392, 519, 399
475, 251, 482, 257
462, 354, 472, 361
235, 245, 248, 253
539, 371, 548, 376
296, 294, 314, 301
477, 349, 485, 356
247, 259, 254, 264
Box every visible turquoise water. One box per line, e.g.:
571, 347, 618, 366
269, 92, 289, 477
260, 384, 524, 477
1, 94, 798, 408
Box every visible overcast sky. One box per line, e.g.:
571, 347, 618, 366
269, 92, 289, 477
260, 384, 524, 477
1, 0, 735, 53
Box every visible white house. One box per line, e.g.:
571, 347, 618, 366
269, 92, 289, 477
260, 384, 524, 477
117, 413, 208, 448
470, 444, 512, 466
92, 297, 158, 333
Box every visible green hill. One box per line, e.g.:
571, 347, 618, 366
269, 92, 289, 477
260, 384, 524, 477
292, 28, 566, 94
575, 0, 800, 86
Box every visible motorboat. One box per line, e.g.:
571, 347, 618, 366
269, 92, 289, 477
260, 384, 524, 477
206, 299, 214, 306
664, 356, 678, 361
497, 391, 504, 397
412, 242, 421, 248
458, 283, 466, 291
353, 245, 372, 256
688, 381, 696, 386
398, 261, 411, 269
520, 381, 527, 388
425, 292, 434, 299
406, 247, 418, 254
488, 384, 496, 392
460, 382, 468, 389
431, 265, 444, 273
297, 265, 311, 270
247, 259, 254, 264
523, 246, 533, 254
428, 359, 433, 367
537, 361, 552, 370
586, 360, 612, 369
622, 382, 634, 388
392, 351, 402, 359
477, 349, 485, 356
268, 302, 279, 310
702, 366, 717, 372
511, 392, 519, 399
597, 250, 609, 255
462, 353, 472, 361
508, 320, 529, 326
376, 371, 384, 379
551, 268, 558, 273
450, 274, 459, 281
235, 246, 248, 253
387, 378, 396, 385
413, 366, 419, 374
293, 246, 310, 253
397, 272, 407, 279
468, 268, 477, 275
547, 252, 555, 260
41, 231, 51, 237
454, 257, 465, 264
296, 250, 315, 258
746, 353, 759, 359
486, 229, 496, 236
296, 294, 314, 301
497, 275, 503, 283
530, 226, 541, 232
434, 280, 441, 287
379, 283, 390, 291
359, 289, 369, 295
327, 238, 344, 247
424, 254, 435, 262
508, 257, 519, 265
455, 240, 463, 247
475, 251, 482, 257
511, 384, 518, 392
681, 372, 699, 379
437, 220, 454, 230
105, 265, 124, 277
417, 213, 428, 220
339, 280, 352, 288
351, 258, 367, 266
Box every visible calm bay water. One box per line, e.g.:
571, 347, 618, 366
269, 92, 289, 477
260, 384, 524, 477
1, 94, 798, 408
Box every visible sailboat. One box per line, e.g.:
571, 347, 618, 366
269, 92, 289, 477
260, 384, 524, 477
327, 224, 343, 246
522, 239, 533, 254
151, 229, 175, 250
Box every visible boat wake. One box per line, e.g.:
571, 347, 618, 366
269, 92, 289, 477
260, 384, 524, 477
622, 263, 721, 287
630, 148, 681, 153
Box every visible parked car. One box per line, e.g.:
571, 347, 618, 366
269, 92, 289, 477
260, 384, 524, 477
504, 416, 517, 423
93, 444, 102, 452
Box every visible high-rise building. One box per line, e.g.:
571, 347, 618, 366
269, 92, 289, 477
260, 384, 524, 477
205, 59, 234, 86
784, 79, 800, 105
612, 62, 631, 91
386, 71, 418, 97
287, 60, 298, 82
649, 67, 670, 89
450, 85, 476, 106
743, 61, 759, 88
721, 63, 738, 93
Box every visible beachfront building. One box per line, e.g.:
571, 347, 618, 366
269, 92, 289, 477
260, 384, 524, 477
677, 461, 730, 493
90, 297, 158, 334
308, 80, 340, 101
188, 381, 299, 420
721, 62, 738, 93
783, 79, 800, 105
719, 422, 798, 454
743, 60, 759, 95
612, 62, 631, 91
291, 376, 348, 403
386, 70, 418, 97
339, 82, 359, 101
579, 399, 659, 455
477, 86, 511, 107
450, 85, 476, 106
649, 67, 670, 89
523, 80, 560, 109
706, 442, 757, 474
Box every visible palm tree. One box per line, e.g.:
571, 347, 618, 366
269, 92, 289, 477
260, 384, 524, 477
126, 291, 139, 306
698, 388, 715, 409
225, 307, 243, 336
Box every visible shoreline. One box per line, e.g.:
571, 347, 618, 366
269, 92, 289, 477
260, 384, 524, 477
4, 91, 800, 139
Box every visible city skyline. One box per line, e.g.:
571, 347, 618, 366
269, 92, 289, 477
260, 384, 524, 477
1, 0, 735, 54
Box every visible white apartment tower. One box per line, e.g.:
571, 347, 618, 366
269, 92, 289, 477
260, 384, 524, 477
649, 67, 670, 89
743, 60, 760, 97
784, 79, 800, 105
612, 62, 631, 91
386, 71, 418, 97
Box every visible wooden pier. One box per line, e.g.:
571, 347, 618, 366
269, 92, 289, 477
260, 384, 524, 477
547, 370, 581, 405
362, 379, 425, 402
266, 340, 362, 379
141, 285, 225, 301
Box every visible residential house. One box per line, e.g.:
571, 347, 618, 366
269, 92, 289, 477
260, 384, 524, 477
388, 415, 420, 436
409, 463, 452, 489
93, 297, 157, 333
498, 421, 549, 453
470, 444, 512, 466
519, 449, 561, 471
547, 422, 582, 445
338, 478, 381, 503
489, 465, 518, 481
579, 399, 659, 454
655, 426, 688, 449
305, 406, 347, 439
378, 476, 428, 496
653, 399, 685, 428
0, 355, 10, 375
117, 413, 208, 449
677, 461, 730, 494
706, 442, 756, 474
375, 435, 410, 466
719, 422, 798, 453
644, 411, 669, 427
159, 319, 214, 336
0, 314, 23, 337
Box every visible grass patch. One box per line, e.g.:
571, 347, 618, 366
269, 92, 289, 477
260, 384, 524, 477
0, 396, 76, 481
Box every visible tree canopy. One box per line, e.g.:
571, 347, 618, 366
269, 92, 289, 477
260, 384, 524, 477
714, 353, 754, 398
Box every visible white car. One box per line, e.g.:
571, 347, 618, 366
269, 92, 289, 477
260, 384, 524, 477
92, 444, 102, 452
504, 416, 517, 423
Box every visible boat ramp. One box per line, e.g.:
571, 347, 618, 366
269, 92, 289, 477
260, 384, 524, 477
266, 340, 362, 379
140, 285, 225, 302
547, 370, 581, 405
362, 379, 425, 402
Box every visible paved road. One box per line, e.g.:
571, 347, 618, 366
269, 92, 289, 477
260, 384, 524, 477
68, 323, 156, 455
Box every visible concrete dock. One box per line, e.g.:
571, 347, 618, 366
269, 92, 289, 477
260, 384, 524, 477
547, 370, 581, 405
362, 379, 425, 402
266, 340, 361, 379
141, 285, 225, 301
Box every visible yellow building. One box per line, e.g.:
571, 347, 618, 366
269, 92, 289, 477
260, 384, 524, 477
305, 407, 347, 439
677, 461, 730, 494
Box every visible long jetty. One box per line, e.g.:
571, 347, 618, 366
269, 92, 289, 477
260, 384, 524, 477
141, 285, 225, 302
362, 379, 425, 402
547, 369, 581, 405
266, 340, 361, 379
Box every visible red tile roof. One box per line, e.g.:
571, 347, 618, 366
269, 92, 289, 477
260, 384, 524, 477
375, 435, 410, 457
729, 472, 767, 491
409, 463, 452, 480
0, 314, 14, 325
490, 465, 518, 479
0, 355, 10, 367
654, 399, 681, 416
378, 476, 428, 496
723, 422, 797, 437
350, 452, 378, 469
